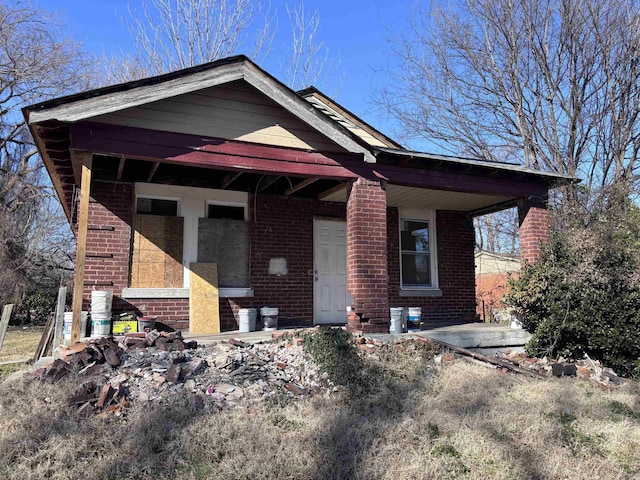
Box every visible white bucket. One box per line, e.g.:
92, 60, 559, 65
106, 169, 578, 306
389, 307, 404, 334
408, 307, 422, 330
260, 307, 278, 331
91, 312, 112, 337
238, 308, 257, 333
64, 311, 88, 340
91, 290, 113, 314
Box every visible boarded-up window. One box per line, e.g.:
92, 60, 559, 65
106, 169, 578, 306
197, 218, 248, 287
131, 214, 184, 288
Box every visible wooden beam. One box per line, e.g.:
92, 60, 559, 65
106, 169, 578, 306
52, 287, 67, 348
258, 175, 281, 192
285, 177, 319, 196
0, 304, 14, 353
71, 153, 92, 345
147, 161, 160, 182
71, 122, 364, 166
221, 171, 243, 189
116, 156, 126, 180
318, 182, 347, 200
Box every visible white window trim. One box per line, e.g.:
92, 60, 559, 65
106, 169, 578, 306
122, 287, 254, 299
399, 208, 439, 291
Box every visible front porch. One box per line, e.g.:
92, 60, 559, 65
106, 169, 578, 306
23, 56, 573, 341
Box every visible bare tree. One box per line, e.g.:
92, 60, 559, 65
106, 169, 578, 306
282, 2, 340, 91
474, 209, 519, 254
0, 0, 87, 306
380, 0, 640, 203
111, 0, 339, 91
120, 0, 275, 80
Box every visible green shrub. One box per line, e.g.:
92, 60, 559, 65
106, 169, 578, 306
304, 327, 368, 392
505, 205, 640, 377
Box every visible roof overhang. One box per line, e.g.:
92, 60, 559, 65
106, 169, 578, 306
374, 147, 579, 188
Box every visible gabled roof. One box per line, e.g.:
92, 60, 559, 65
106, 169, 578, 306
24, 55, 376, 162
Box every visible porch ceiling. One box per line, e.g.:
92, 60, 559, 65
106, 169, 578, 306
320, 183, 514, 212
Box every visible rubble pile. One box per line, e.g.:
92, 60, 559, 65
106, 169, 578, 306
496, 350, 625, 387
31, 330, 331, 417
28, 329, 631, 418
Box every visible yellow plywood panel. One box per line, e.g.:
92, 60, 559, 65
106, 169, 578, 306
189, 262, 220, 334
131, 214, 184, 288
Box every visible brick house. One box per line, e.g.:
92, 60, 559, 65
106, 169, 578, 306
23, 56, 572, 340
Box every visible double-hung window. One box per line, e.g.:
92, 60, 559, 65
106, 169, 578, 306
400, 219, 433, 288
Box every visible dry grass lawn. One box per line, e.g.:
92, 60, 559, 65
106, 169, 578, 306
0, 326, 44, 361
0, 340, 638, 479
0, 327, 44, 381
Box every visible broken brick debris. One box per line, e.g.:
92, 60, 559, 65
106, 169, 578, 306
495, 350, 625, 387
33, 330, 199, 415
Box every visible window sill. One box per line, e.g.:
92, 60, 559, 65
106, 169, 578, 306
122, 287, 254, 299
399, 289, 443, 297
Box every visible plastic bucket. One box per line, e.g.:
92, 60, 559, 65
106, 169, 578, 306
91, 290, 113, 314
63, 311, 88, 340
260, 307, 279, 331
137, 317, 156, 333
389, 307, 404, 334
408, 307, 422, 330
91, 312, 112, 337
238, 308, 257, 333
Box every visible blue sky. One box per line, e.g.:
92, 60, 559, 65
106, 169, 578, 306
36, 0, 415, 146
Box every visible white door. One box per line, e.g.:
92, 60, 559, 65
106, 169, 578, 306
313, 219, 352, 324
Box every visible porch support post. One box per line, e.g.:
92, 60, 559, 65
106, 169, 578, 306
71, 153, 92, 344
517, 194, 549, 265
346, 177, 389, 333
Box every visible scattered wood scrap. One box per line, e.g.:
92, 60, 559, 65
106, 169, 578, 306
33, 313, 56, 362
424, 336, 545, 379
0, 304, 14, 353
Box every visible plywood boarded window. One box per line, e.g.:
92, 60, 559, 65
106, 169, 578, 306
197, 218, 248, 287
131, 214, 184, 288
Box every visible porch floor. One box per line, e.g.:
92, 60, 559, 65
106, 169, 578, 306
186, 323, 531, 351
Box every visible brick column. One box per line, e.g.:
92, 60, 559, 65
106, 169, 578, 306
346, 178, 389, 333
517, 195, 549, 264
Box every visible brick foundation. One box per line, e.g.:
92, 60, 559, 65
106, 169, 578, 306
346, 178, 389, 333
518, 196, 549, 264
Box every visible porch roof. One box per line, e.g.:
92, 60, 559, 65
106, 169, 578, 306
23, 55, 577, 222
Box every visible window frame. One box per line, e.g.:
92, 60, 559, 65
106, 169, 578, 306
399, 209, 439, 291
135, 194, 181, 216
132, 183, 252, 296
205, 199, 248, 221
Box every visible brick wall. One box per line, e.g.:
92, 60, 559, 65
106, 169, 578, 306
387, 208, 477, 326
346, 178, 389, 333
518, 196, 549, 264
81, 180, 132, 311
79, 181, 478, 332
80, 180, 191, 331
219, 194, 346, 331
